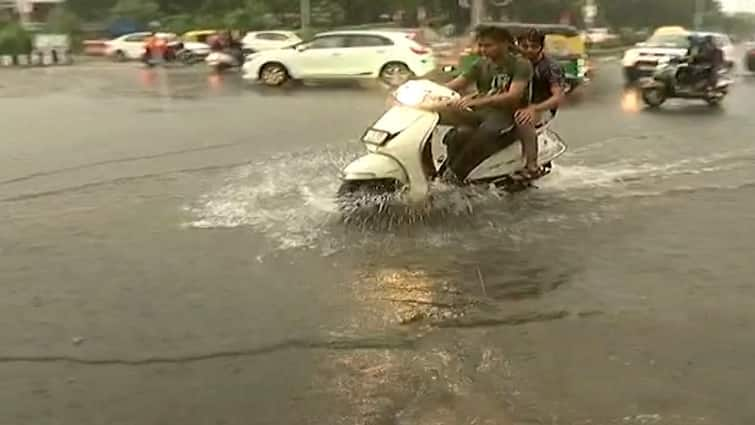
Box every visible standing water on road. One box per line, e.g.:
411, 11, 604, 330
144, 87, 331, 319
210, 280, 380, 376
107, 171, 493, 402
2, 57, 755, 425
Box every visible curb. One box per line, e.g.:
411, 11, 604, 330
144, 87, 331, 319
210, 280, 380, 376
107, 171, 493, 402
0, 50, 74, 67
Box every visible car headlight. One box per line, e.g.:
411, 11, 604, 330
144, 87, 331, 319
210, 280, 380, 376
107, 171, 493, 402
622, 49, 639, 66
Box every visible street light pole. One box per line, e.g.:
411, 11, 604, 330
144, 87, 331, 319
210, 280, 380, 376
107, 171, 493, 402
300, 0, 311, 30
694, 0, 705, 30
471, 0, 485, 27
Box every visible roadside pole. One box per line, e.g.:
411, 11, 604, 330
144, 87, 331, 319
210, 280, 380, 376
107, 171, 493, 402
470, 0, 485, 28
300, 0, 311, 30
694, 0, 705, 30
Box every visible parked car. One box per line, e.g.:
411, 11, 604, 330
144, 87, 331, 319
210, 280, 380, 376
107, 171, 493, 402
622, 27, 735, 85
242, 30, 437, 87
104, 32, 175, 61
241, 31, 302, 53
179, 30, 215, 57
582, 27, 619, 45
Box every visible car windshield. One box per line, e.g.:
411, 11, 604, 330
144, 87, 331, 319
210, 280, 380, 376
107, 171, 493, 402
645, 33, 690, 48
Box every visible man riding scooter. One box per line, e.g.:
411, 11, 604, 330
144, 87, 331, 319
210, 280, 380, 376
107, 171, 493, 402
441, 25, 533, 182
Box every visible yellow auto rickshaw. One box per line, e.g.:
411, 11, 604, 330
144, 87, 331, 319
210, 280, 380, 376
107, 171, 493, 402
181, 30, 219, 44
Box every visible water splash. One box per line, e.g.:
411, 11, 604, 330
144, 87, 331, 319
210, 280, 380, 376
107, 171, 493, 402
185, 142, 754, 252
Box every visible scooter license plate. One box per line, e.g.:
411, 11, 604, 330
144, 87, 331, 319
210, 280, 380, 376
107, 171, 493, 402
362, 129, 389, 145
638, 77, 656, 86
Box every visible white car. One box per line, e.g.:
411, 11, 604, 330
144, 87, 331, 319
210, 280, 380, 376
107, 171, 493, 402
583, 27, 619, 44
181, 41, 211, 57
242, 30, 437, 87
241, 31, 302, 53
622, 29, 735, 84
104, 32, 176, 61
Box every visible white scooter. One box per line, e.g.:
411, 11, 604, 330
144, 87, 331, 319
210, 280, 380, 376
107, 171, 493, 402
337, 79, 568, 210
205, 49, 241, 73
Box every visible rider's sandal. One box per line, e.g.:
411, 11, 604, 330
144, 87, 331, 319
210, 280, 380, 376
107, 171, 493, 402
513, 166, 544, 181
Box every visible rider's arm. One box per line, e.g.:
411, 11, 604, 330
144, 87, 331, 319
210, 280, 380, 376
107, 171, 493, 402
531, 61, 565, 113
446, 59, 481, 92
476, 79, 528, 108
446, 75, 471, 92
531, 82, 564, 113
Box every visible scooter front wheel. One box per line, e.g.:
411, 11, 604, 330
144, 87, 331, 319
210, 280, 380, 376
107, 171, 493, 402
704, 90, 726, 107
337, 179, 403, 223
641, 87, 667, 108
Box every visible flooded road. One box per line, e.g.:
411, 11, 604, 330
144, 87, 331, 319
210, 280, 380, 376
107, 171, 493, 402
2, 61, 755, 425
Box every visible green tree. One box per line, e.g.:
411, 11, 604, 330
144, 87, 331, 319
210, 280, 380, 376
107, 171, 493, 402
596, 0, 722, 29
66, 0, 119, 20
46, 6, 83, 35
110, 0, 161, 24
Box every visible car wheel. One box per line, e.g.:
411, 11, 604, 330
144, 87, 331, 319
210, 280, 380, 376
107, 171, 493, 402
380, 62, 414, 87
260, 63, 289, 86
113, 50, 127, 62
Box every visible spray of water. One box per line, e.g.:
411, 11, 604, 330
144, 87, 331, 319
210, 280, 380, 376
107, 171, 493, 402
185, 137, 755, 253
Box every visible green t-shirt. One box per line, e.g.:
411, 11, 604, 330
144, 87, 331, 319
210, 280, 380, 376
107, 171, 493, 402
462, 53, 533, 108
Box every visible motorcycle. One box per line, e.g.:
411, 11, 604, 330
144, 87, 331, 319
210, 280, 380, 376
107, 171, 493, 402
337, 79, 568, 211
639, 56, 733, 108
205, 46, 244, 73
143, 41, 203, 66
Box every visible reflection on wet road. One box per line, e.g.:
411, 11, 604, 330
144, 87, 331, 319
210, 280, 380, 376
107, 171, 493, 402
2, 61, 755, 425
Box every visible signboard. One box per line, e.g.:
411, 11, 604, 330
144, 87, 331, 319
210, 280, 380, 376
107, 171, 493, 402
33, 34, 70, 51
583, 0, 597, 26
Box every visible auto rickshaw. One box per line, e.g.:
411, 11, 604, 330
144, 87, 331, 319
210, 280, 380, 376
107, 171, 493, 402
441, 22, 592, 94
181, 30, 219, 44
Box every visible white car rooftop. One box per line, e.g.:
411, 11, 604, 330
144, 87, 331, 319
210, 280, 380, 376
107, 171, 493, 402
314, 30, 419, 39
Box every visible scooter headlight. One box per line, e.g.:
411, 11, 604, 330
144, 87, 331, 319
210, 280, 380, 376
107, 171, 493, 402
392, 80, 435, 106
362, 129, 390, 145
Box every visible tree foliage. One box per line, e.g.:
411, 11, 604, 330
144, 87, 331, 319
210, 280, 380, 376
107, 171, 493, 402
595, 0, 722, 29
52, 0, 755, 37
110, 0, 161, 24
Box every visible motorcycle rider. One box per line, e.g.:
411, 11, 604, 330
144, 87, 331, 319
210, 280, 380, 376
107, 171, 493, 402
514, 28, 565, 179
699, 35, 723, 91
144, 30, 167, 63
208, 31, 224, 52
443, 25, 533, 182
227, 30, 244, 64
685, 34, 722, 91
